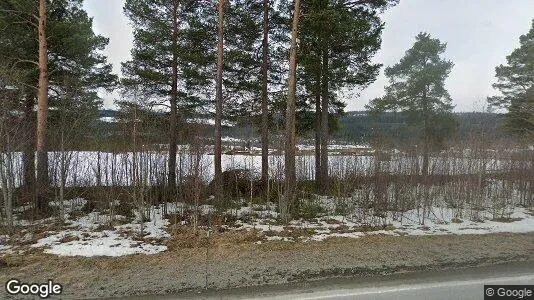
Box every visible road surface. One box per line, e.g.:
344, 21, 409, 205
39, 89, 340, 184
106, 261, 534, 300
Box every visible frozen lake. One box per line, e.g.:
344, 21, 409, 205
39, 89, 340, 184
0, 148, 531, 187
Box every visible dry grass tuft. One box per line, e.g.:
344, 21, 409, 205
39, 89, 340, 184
491, 217, 522, 223
356, 224, 396, 232
264, 227, 317, 239
0, 255, 24, 268
165, 225, 264, 250
94, 224, 115, 232
58, 234, 80, 243
329, 224, 357, 233
323, 218, 342, 225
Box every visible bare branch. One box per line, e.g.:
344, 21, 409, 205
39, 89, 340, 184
13, 59, 39, 68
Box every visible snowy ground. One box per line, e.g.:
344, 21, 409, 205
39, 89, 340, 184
3, 199, 175, 257
1, 196, 533, 258
231, 202, 534, 242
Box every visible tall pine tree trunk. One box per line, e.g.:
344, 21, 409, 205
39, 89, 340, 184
36, 0, 49, 213
282, 0, 301, 222
261, 0, 269, 198
422, 119, 429, 177
168, 0, 179, 195
319, 48, 329, 195
23, 93, 36, 202
421, 86, 430, 223
314, 84, 321, 188
422, 86, 429, 177
214, 0, 225, 202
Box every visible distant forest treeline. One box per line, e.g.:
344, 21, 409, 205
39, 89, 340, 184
333, 111, 503, 144
96, 109, 503, 147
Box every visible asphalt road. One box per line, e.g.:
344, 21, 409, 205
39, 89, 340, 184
249, 273, 534, 300
108, 261, 534, 300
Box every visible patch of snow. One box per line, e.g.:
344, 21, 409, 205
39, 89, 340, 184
49, 198, 87, 213
13, 204, 33, 213
33, 230, 166, 257
266, 236, 293, 242
237, 205, 534, 243
221, 136, 245, 143
328, 144, 372, 150
121, 206, 170, 239
26, 199, 172, 257
99, 116, 117, 123
187, 118, 235, 127
308, 232, 364, 242
0, 235, 13, 253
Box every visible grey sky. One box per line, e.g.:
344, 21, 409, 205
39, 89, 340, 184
83, 0, 534, 112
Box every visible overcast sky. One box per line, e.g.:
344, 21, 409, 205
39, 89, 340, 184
83, 0, 534, 112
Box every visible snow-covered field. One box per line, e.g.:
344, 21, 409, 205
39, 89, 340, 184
1, 147, 523, 188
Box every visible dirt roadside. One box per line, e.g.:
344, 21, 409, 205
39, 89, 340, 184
1, 232, 533, 299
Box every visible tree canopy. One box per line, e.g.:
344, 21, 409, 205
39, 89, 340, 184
367, 33, 454, 117
488, 19, 534, 135
0, 0, 116, 107
122, 0, 216, 114
367, 32, 455, 174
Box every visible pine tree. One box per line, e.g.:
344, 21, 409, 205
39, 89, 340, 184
1, 0, 40, 200
223, 0, 290, 198
488, 20, 534, 135
504, 88, 534, 135
298, 0, 396, 194
36, 0, 48, 208
366, 32, 455, 176
214, 0, 225, 203
261, 0, 270, 197
0, 0, 116, 213
122, 0, 215, 196
282, 0, 301, 222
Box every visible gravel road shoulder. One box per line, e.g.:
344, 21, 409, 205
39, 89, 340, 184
1, 232, 533, 299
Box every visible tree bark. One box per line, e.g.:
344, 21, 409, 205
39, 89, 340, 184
314, 83, 321, 188
261, 0, 269, 198
282, 0, 301, 222
214, 0, 225, 202
168, 0, 179, 195
319, 47, 329, 195
421, 85, 430, 225
23, 92, 36, 202
422, 86, 429, 177
36, 0, 49, 213
422, 120, 429, 177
